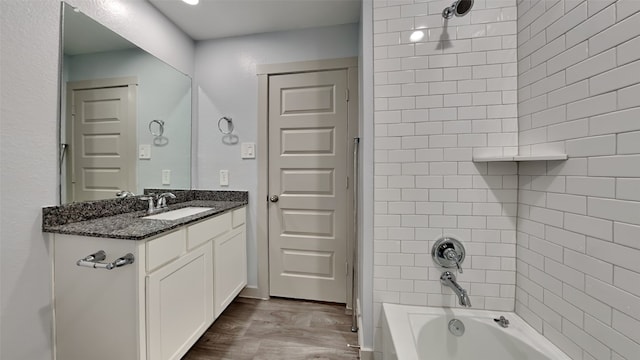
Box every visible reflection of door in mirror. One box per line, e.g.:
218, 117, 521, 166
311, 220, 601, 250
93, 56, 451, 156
66, 78, 137, 203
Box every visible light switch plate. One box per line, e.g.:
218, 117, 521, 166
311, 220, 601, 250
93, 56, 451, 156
139, 144, 151, 159
241, 142, 256, 159
219, 170, 229, 186
162, 170, 171, 185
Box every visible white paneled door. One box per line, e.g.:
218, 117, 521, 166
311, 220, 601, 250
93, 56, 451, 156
70, 83, 136, 202
268, 69, 349, 303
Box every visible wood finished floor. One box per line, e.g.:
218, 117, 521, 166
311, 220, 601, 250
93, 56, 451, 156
183, 297, 360, 360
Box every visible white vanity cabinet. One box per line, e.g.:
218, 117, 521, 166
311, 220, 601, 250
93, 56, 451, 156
146, 240, 213, 360
51, 206, 246, 360
214, 207, 247, 318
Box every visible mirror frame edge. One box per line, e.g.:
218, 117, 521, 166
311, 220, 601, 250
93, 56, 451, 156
56, 1, 65, 205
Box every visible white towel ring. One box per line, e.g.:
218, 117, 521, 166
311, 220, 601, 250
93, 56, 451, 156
218, 116, 234, 134
149, 119, 165, 137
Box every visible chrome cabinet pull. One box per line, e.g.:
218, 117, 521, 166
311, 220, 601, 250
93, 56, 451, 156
269, 195, 279, 203
77, 251, 135, 270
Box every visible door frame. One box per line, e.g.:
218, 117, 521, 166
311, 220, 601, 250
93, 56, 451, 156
65, 77, 137, 203
247, 57, 358, 301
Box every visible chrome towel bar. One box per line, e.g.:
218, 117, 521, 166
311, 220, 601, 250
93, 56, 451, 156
77, 250, 135, 270
351, 137, 360, 333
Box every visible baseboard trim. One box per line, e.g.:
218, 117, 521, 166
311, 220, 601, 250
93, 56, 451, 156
239, 286, 268, 300
359, 348, 374, 360
355, 298, 375, 359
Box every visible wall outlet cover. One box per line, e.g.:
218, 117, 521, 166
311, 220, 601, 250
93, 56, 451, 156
139, 144, 151, 159
162, 170, 171, 185
219, 170, 229, 186
241, 142, 256, 159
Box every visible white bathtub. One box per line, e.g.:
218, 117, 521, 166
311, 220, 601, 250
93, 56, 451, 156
382, 303, 571, 360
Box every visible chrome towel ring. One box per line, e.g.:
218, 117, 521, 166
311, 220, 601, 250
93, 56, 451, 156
218, 116, 234, 134
149, 119, 165, 137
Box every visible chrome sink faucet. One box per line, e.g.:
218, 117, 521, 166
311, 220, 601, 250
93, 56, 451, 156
441, 271, 472, 307
139, 193, 158, 214
116, 190, 135, 198
156, 192, 176, 209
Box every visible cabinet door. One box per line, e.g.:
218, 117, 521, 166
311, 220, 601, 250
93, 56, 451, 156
214, 226, 247, 318
147, 242, 213, 360
54, 235, 140, 360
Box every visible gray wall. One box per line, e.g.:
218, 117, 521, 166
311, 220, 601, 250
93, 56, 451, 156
359, 0, 375, 351
0, 0, 193, 358
194, 23, 360, 288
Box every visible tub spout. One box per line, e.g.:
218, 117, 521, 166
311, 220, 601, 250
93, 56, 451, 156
440, 271, 471, 307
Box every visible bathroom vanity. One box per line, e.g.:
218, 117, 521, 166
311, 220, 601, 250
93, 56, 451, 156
43, 191, 247, 360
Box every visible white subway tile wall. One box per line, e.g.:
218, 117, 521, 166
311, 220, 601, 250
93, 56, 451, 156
517, 1, 640, 359
372, 0, 519, 353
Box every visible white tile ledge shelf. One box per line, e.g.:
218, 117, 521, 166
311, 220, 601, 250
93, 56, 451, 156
473, 154, 568, 162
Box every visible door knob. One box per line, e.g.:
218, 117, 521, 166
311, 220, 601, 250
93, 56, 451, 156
269, 195, 279, 203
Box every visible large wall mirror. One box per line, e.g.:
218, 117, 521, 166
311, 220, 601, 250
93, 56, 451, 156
59, 2, 191, 204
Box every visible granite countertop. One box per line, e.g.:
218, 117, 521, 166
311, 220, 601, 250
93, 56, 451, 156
42, 190, 248, 240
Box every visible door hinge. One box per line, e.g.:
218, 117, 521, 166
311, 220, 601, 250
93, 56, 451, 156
346, 176, 349, 189
345, 89, 350, 102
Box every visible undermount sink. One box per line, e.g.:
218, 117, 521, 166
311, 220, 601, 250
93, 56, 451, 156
143, 207, 213, 220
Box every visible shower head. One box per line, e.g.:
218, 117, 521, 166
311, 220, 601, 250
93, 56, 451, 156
442, 0, 474, 19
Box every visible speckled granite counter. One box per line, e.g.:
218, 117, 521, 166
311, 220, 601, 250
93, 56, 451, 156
42, 190, 248, 240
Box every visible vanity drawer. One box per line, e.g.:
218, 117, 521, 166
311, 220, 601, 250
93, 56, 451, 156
232, 207, 246, 228
146, 229, 186, 273
187, 213, 231, 250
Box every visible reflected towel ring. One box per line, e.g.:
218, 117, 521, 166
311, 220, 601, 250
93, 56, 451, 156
218, 116, 234, 134
149, 120, 165, 137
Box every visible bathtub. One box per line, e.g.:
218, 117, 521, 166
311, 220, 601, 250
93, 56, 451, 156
382, 303, 571, 360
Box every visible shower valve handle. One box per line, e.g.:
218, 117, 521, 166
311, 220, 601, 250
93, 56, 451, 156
432, 237, 466, 274
444, 248, 463, 273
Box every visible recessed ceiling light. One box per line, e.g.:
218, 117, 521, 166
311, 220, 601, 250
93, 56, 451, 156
182, 0, 199, 5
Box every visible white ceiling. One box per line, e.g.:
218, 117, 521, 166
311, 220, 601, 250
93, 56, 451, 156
148, 0, 362, 41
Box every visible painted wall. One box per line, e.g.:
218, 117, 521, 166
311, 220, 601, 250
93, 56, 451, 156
194, 24, 360, 289
65, 48, 192, 195
1, 2, 60, 358
515, 1, 640, 359
0, 0, 193, 359
372, 0, 518, 353
359, 0, 376, 352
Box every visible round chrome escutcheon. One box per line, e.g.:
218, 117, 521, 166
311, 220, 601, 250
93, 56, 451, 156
448, 318, 465, 336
